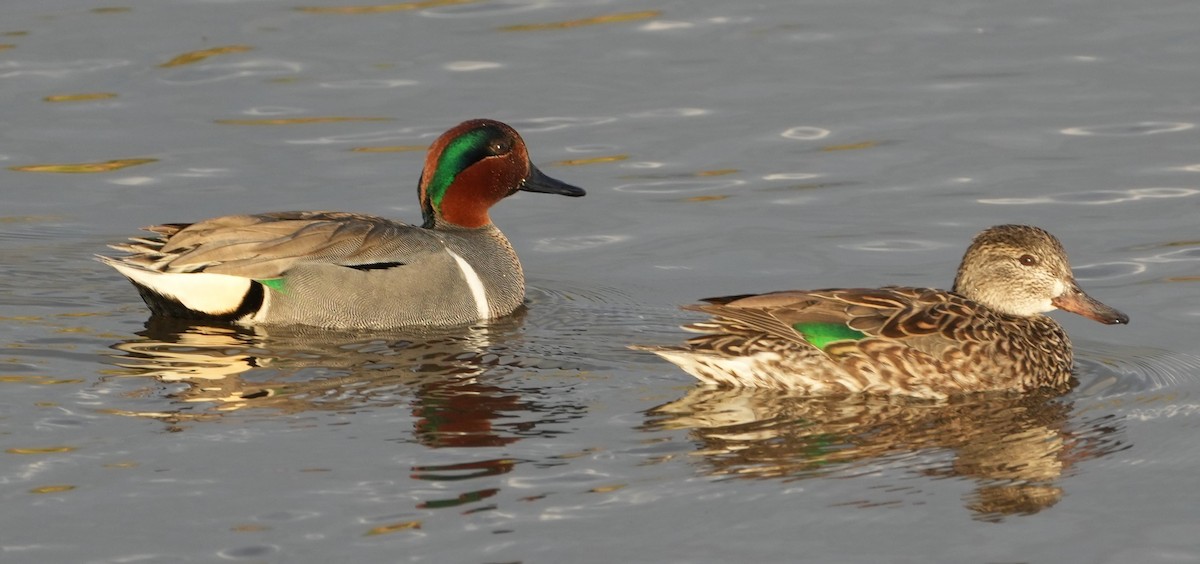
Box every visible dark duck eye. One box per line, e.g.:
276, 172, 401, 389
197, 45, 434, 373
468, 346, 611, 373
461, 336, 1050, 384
1019, 254, 1038, 266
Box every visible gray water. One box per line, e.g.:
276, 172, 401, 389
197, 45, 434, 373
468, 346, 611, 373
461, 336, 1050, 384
2, 0, 1199, 562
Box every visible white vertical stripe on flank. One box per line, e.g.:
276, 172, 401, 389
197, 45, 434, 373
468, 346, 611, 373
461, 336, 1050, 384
447, 249, 490, 320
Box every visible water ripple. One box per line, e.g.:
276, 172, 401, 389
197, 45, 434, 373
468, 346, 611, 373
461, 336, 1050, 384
762, 172, 821, 181
1076, 346, 1200, 394
286, 126, 429, 145
979, 187, 1199, 205
612, 179, 745, 194
243, 106, 306, 116
533, 235, 629, 253
0, 59, 130, 78
1061, 122, 1195, 136
626, 108, 710, 119
444, 61, 503, 71
421, 1, 551, 18
839, 239, 951, 252
1138, 246, 1200, 263
1073, 261, 1146, 280
319, 79, 418, 89
506, 116, 617, 132
157, 59, 303, 84
780, 126, 832, 141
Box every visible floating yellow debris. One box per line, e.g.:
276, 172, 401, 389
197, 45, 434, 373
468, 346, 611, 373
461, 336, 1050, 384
0, 215, 63, 224
501, 10, 660, 32
553, 155, 629, 166
0, 377, 85, 385
9, 158, 156, 173
820, 140, 879, 152
297, 0, 475, 14
364, 520, 422, 536
685, 195, 729, 202
104, 461, 139, 468
231, 524, 270, 532
0, 44, 14, 52
7, 446, 77, 455
350, 145, 427, 153
159, 45, 253, 68
31, 485, 76, 494
55, 327, 92, 334
695, 168, 738, 177
215, 117, 394, 125
3, 31, 29, 37
589, 484, 626, 493
44, 93, 118, 102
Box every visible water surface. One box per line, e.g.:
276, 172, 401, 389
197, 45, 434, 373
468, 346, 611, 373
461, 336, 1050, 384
2, 0, 1199, 562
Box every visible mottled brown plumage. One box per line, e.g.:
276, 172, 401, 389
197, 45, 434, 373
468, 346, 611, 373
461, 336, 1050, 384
635, 225, 1129, 399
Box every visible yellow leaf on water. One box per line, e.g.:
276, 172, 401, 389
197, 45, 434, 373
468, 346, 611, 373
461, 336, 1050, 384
215, 117, 394, 125
589, 484, 626, 493
44, 93, 118, 102
0, 215, 63, 223
54, 327, 92, 334
501, 10, 660, 32
9, 158, 156, 173
159, 45, 253, 68
695, 168, 738, 177
0, 375, 84, 385
820, 140, 879, 152
552, 448, 599, 459
350, 145, 427, 153
31, 485, 76, 494
4, 31, 29, 37
552, 155, 629, 166
7, 446, 76, 455
365, 520, 422, 536
685, 195, 728, 202
0, 44, 15, 52
297, 0, 475, 14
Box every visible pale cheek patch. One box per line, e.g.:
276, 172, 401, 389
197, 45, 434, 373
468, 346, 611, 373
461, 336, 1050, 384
1052, 279, 1066, 297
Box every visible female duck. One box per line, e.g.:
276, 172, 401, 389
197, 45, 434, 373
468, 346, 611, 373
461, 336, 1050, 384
637, 225, 1128, 398
100, 119, 585, 328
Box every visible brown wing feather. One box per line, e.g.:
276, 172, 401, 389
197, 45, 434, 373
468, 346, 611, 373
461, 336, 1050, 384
693, 287, 1000, 361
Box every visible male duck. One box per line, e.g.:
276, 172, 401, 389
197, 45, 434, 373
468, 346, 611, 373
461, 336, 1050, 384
99, 118, 585, 329
636, 225, 1129, 399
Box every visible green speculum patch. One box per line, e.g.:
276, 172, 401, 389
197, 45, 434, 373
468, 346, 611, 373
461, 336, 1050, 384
793, 322, 866, 350
259, 278, 286, 293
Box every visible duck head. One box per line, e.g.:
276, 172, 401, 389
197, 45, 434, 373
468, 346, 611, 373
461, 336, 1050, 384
952, 224, 1129, 324
418, 119, 585, 229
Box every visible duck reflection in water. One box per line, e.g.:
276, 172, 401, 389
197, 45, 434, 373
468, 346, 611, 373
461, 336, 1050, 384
645, 387, 1127, 521
104, 309, 584, 449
